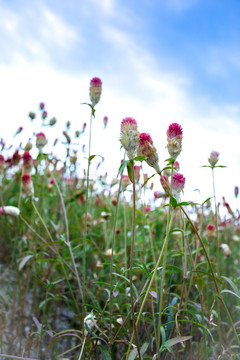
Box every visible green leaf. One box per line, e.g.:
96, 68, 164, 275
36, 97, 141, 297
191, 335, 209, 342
221, 276, 240, 296
18, 255, 33, 271
165, 158, 175, 164
201, 165, 212, 168
201, 197, 213, 206
170, 195, 178, 208
221, 290, 240, 299
141, 173, 157, 188
127, 162, 133, 182
117, 160, 129, 177
161, 336, 192, 351
80, 102, 96, 117
128, 342, 149, 360
214, 165, 227, 168
112, 273, 138, 298
176, 201, 198, 207
89, 154, 103, 162
99, 345, 111, 360
134, 155, 146, 162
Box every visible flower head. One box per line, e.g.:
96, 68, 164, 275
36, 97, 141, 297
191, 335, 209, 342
172, 173, 185, 200
137, 133, 160, 173
208, 151, 219, 167
103, 116, 108, 128
39, 102, 45, 110
220, 243, 231, 257
206, 224, 216, 239
36, 132, 47, 150
22, 173, 34, 197
120, 117, 139, 160
22, 151, 33, 173
167, 123, 183, 160
0, 206, 20, 217
235, 186, 239, 198
89, 77, 102, 108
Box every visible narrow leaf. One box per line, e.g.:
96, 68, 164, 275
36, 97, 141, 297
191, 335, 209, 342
19, 255, 33, 271
162, 336, 192, 349
117, 160, 129, 177
134, 155, 146, 162
99, 345, 112, 360
127, 162, 133, 182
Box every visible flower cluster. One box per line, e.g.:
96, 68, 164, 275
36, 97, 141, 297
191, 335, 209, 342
89, 77, 102, 108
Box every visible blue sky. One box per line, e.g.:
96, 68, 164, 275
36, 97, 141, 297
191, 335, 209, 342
0, 0, 240, 209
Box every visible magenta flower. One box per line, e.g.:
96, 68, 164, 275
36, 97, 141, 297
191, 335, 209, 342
172, 173, 185, 200
120, 117, 139, 160
137, 133, 160, 173
36, 132, 47, 150
89, 77, 102, 108
167, 123, 183, 160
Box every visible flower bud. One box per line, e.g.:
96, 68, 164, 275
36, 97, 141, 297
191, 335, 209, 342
39, 102, 45, 110
28, 112, 36, 120
0, 206, 20, 217
103, 116, 108, 128
122, 175, 131, 190
208, 151, 219, 167
234, 186, 239, 198
22, 173, 34, 197
206, 224, 216, 239
49, 117, 57, 126
36, 132, 47, 151
137, 133, 160, 173
133, 165, 141, 183
89, 77, 102, 108
120, 117, 139, 160
167, 123, 183, 160
172, 173, 185, 200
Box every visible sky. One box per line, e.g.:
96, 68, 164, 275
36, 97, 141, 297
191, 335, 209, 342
0, 0, 240, 211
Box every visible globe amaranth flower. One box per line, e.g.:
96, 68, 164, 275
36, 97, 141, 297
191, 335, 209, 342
22, 173, 34, 197
89, 77, 102, 108
172, 173, 185, 200
167, 123, 183, 160
208, 150, 219, 167
235, 186, 239, 198
36, 132, 47, 151
120, 117, 139, 160
22, 151, 33, 173
137, 133, 160, 173
206, 224, 216, 239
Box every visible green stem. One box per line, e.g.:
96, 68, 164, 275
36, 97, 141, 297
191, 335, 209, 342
83, 112, 93, 316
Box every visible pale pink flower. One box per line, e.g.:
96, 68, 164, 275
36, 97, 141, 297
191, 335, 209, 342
22, 173, 34, 197
120, 117, 139, 159
167, 123, 183, 160
137, 133, 160, 173
208, 151, 219, 167
154, 191, 162, 199
89, 77, 102, 108
36, 132, 47, 151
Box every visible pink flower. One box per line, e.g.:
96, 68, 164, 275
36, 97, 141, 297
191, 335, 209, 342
172, 173, 185, 192
137, 133, 160, 173
134, 165, 141, 183
122, 174, 131, 190
208, 151, 219, 167
22, 151, 33, 173
174, 161, 180, 172
234, 186, 239, 198
89, 77, 102, 108
206, 224, 216, 238
39, 102, 45, 110
120, 117, 139, 160
103, 116, 108, 128
167, 123, 183, 139
154, 191, 162, 199
145, 206, 151, 213
167, 123, 183, 160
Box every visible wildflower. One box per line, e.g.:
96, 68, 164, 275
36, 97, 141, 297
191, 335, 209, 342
47, 179, 54, 192
24, 142, 32, 151
206, 224, 216, 239
160, 174, 170, 194
220, 243, 231, 257
89, 77, 102, 108
0, 206, 20, 217
174, 161, 180, 172
84, 312, 96, 336
166, 123, 183, 160
105, 248, 116, 257
116, 228, 121, 235
42, 110, 47, 120
39, 102, 45, 110
234, 186, 239, 198
36, 132, 47, 151
122, 175, 131, 190
22, 173, 34, 197
145, 206, 151, 213
120, 117, 139, 160
172, 173, 185, 200
28, 111, 36, 120
49, 117, 57, 126
154, 191, 162, 199
137, 133, 160, 173
111, 196, 118, 206
103, 116, 108, 128
22, 151, 33, 173
0, 155, 4, 172
208, 151, 219, 167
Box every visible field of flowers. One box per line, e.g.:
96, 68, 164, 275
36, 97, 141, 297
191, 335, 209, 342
0, 78, 239, 360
